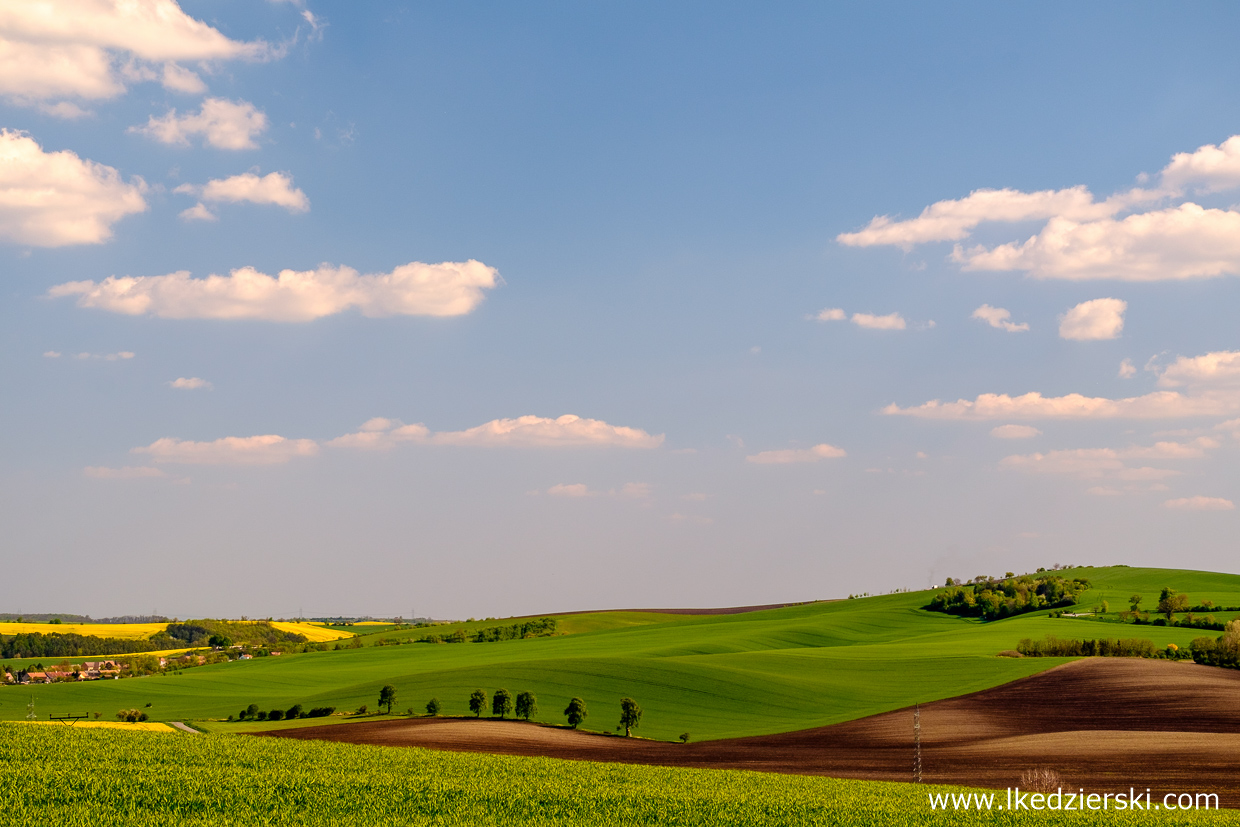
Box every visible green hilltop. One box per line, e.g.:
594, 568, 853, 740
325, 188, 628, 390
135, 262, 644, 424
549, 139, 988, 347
4, 565, 1239, 742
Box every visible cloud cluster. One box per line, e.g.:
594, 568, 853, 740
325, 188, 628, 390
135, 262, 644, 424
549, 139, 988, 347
815, 308, 911, 330
134, 435, 320, 465
329, 415, 664, 450
972, 304, 1029, 333
1058, 298, 1126, 341
1157, 350, 1240, 388
746, 443, 847, 464
0, 0, 268, 109
838, 135, 1240, 281
49, 259, 501, 321
1164, 495, 1235, 511
1000, 438, 1217, 487
131, 98, 268, 150
885, 389, 1240, 420
0, 130, 146, 246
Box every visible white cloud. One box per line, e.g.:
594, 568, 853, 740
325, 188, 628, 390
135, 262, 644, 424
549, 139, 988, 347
1000, 438, 1216, 483
0, 0, 269, 105
1160, 135, 1240, 194
1119, 358, 1136, 378
838, 136, 1240, 281
971, 304, 1029, 333
329, 414, 663, 450
851, 312, 906, 330
836, 186, 1120, 249
1157, 350, 1240, 388
884, 388, 1240, 420
178, 203, 216, 222
83, 465, 166, 480
1164, 496, 1235, 512
73, 350, 134, 360
189, 171, 309, 212
39, 101, 91, 119
815, 307, 846, 321
955, 205, 1240, 281
1058, 298, 1126, 341
43, 350, 60, 358
169, 377, 210, 390
48, 259, 501, 321
0, 130, 146, 246
746, 443, 847, 464
131, 98, 268, 150
990, 424, 1042, 439
134, 434, 319, 465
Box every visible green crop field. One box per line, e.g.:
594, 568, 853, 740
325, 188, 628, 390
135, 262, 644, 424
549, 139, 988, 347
3, 566, 1237, 742
0, 724, 1227, 826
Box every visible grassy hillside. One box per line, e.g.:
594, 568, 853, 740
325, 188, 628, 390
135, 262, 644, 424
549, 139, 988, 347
3, 566, 1237, 742
1, 725, 1229, 826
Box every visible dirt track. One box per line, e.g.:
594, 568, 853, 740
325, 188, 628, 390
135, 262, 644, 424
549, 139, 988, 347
263, 659, 1240, 804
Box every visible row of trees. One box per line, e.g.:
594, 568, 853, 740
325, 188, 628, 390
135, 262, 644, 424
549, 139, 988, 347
1016, 636, 1158, 658
461, 690, 642, 736
416, 618, 558, 645
1190, 620, 1240, 669
236, 703, 335, 721
928, 573, 1090, 621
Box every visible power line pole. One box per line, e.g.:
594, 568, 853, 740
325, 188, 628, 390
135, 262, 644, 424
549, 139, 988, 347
913, 704, 922, 783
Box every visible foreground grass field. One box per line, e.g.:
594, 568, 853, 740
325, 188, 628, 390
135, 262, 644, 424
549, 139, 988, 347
0, 724, 1228, 826
4, 566, 1237, 742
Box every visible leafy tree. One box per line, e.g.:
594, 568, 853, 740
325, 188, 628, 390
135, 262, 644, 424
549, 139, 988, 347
469, 689, 487, 718
268, 709, 284, 721
619, 697, 642, 737
515, 691, 538, 721
679, 732, 691, 743
1129, 594, 1143, 611
1157, 588, 1190, 620
285, 704, 303, 720
426, 697, 441, 716
379, 684, 397, 714
208, 634, 232, 648
245, 703, 259, 720
564, 697, 587, 728
492, 688, 513, 719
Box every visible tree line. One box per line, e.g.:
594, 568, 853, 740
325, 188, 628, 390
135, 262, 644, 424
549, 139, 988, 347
928, 573, 1090, 621
416, 617, 558, 645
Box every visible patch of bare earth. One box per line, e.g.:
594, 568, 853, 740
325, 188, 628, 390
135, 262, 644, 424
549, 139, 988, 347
261, 658, 1240, 805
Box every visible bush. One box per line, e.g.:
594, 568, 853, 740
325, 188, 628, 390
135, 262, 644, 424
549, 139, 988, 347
679, 733, 690, 743
268, 709, 284, 721
286, 704, 303, 720
306, 706, 336, 718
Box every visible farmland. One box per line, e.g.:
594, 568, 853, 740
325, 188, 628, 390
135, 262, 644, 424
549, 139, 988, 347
4, 566, 1238, 743
0, 724, 1229, 826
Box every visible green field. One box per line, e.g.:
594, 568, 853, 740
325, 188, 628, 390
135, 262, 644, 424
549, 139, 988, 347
2, 566, 1237, 742
0, 724, 1227, 826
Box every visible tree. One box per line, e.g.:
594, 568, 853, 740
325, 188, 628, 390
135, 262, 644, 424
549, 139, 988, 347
1100, 600, 1109, 614
426, 697, 441, 716
1157, 588, 1189, 620
469, 689, 487, 718
619, 697, 642, 737
286, 704, 303, 720
1129, 594, 1142, 611
515, 691, 538, 721
564, 697, 587, 729
245, 703, 259, 720
208, 634, 232, 649
379, 685, 397, 714
268, 709, 284, 721
492, 688, 513, 719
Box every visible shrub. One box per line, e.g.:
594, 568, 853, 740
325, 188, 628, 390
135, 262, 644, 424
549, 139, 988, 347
268, 709, 284, 721
1019, 768, 1064, 794
679, 733, 690, 743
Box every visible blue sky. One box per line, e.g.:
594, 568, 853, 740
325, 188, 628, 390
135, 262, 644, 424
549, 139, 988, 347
3, 2, 1240, 619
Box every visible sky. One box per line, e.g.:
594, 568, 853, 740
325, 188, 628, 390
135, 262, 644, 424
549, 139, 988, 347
3, 1, 1240, 620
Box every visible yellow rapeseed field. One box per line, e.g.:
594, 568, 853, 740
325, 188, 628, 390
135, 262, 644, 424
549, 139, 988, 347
0, 622, 166, 640
269, 622, 354, 642
15, 721, 176, 733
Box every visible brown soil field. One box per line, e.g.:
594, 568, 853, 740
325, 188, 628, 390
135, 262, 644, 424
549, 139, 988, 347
263, 658, 1240, 805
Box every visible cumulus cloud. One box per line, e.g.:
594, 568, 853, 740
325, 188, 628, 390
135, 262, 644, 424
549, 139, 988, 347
0, 0, 270, 106
838, 135, 1240, 281
972, 304, 1028, 332
1058, 298, 1126, 341
83, 465, 166, 480
850, 312, 906, 330
1119, 358, 1136, 378
177, 171, 309, 213
884, 389, 1240, 420
329, 414, 664, 450
131, 98, 268, 150
746, 443, 847, 464
134, 434, 319, 465
0, 130, 146, 246
815, 307, 846, 321
169, 377, 210, 390
990, 424, 1042, 439
1157, 350, 1240, 388
48, 259, 500, 321
178, 203, 216, 222
43, 350, 61, 358
1164, 496, 1235, 512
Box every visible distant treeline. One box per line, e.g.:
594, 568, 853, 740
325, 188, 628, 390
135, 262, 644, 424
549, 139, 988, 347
0, 632, 160, 659
418, 618, 557, 644
151, 620, 309, 649
1017, 636, 1158, 658
928, 574, 1090, 621
1190, 620, 1240, 670
0, 614, 168, 624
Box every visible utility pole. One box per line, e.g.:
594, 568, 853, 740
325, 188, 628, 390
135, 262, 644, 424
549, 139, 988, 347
913, 704, 922, 783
